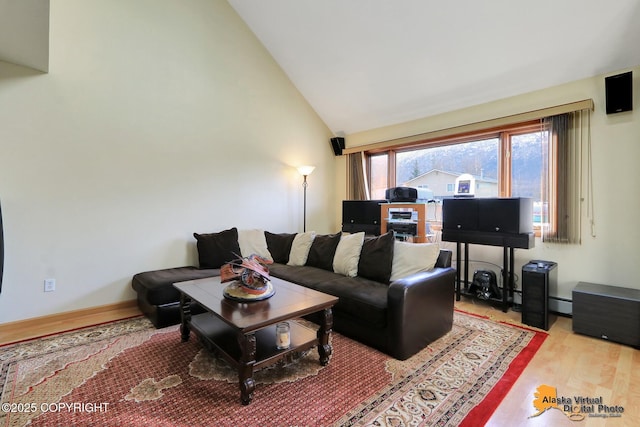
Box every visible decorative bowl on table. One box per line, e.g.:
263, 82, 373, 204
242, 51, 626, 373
220, 254, 274, 301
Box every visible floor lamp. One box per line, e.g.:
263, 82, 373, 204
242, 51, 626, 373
297, 166, 315, 232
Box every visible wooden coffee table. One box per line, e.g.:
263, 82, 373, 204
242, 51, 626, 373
174, 275, 338, 405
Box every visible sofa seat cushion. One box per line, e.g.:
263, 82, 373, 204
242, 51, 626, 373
269, 263, 388, 329
269, 263, 338, 288
132, 266, 219, 306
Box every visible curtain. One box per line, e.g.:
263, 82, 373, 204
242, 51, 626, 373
541, 109, 592, 243
346, 152, 370, 200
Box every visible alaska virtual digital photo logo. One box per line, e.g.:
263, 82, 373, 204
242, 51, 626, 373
530, 384, 625, 421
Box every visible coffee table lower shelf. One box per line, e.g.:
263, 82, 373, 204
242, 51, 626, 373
189, 312, 319, 372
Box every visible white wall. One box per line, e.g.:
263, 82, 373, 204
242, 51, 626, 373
347, 66, 640, 303
0, 0, 336, 323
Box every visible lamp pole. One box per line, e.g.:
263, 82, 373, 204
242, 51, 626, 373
302, 174, 308, 232
297, 165, 315, 233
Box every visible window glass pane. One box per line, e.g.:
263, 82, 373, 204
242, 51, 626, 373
396, 139, 499, 199
369, 153, 388, 200
511, 132, 547, 225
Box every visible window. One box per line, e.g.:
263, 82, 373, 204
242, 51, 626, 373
351, 102, 592, 243
396, 138, 500, 198
509, 129, 546, 227
367, 122, 548, 233
369, 153, 389, 200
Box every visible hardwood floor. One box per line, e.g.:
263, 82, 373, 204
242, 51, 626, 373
457, 298, 640, 427
1, 298, 638, 426
0, 300, 142, 345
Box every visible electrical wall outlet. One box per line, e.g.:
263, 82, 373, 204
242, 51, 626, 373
44, 278, 56, 292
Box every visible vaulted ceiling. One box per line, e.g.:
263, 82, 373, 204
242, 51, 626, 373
3, 1, 638, 135
228, 0, 640, 134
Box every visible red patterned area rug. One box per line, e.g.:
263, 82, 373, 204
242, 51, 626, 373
0, 311, 546, 427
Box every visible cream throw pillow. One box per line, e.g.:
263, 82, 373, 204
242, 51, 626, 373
390, 241, 440, 282
238, 229, 273, 262
287, 232, 316, 266
333, 232, 365, 277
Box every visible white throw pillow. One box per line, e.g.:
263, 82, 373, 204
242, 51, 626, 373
333, 232, 365, 277
390, 241, 440, 282
287, 231, 316, 266
238, 229, 273, 262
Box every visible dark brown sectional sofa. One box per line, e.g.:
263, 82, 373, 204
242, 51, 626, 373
132, 228, 456, 360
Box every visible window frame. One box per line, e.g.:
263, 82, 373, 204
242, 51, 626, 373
365, 120, 547, 235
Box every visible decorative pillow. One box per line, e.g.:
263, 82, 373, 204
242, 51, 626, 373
264, 231, 297, 264
238, 229, 273, 262
306, 232, 342, 271
193, 227, 241, 269
358, 231, 395, 283
287, 232, 316, 266
390, 241, 440, 282
333, 232, 365, 277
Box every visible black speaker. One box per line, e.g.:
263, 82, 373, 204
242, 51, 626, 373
341, 200, 386, 235
330, 137, 345, 156
605, 71, 633, 114
522, 260, 557, 330
573, 282, 640, 348
477, 198, 533, 234
442, 198, 478, 230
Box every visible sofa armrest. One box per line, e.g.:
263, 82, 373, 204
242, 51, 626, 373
386, 266, 456, 360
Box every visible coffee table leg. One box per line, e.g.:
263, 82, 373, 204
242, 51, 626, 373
179, 294, 192, 342
318, 307, 333, 366
238, 332, 256, 405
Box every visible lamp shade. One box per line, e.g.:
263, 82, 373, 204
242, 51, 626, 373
297, 165, 315, 176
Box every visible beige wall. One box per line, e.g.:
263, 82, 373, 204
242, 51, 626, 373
2, 1, 637, 324
0, 0, 336, 323
346, 66, 640, 302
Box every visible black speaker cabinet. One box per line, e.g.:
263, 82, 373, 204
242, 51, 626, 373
341, 200, 386, 235
522, 260, 557, 330
330, 137, 345, 156
443, 197, 533, 234
605, 71, 633, 114
573, 282, 640, 348
478, 198, 533, 234
442, 198, 479, 230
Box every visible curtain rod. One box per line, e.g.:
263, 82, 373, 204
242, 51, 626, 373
343, 99, 594, 154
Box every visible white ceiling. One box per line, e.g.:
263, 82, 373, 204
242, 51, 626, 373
228, 0, 640, 135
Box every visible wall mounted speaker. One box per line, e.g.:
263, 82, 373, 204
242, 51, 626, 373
605, 71, 633, 114
330, 137, 345, 156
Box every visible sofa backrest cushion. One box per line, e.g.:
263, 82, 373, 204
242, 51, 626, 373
306, 232, 342, 271
193, 227, 241, 269
264, 231, 297, 264
238, 229, 273, 262
357, 231, 395, 284
390, 241, 440, 282
287, 231, 316, 266
333, 232, 365, 277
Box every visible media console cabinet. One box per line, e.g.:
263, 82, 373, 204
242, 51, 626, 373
572, 282, 640, 348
